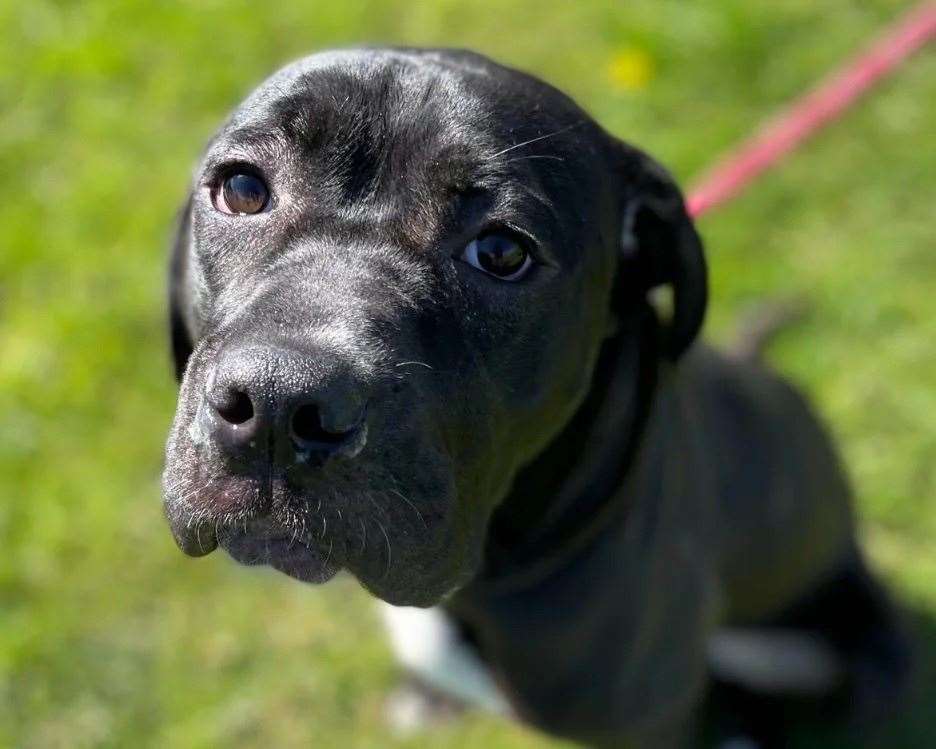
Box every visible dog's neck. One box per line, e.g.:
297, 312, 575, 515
473, 304, 661, 592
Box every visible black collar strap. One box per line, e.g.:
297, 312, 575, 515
476, 306, 663, 594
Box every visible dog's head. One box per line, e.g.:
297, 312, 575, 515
163, 48, 706, 606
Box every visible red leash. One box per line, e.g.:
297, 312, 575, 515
687, 2, 936, 219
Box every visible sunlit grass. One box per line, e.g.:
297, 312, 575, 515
2, 1, 934, 746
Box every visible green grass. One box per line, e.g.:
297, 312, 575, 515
2, 1, 934, 746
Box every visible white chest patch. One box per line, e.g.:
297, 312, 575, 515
379, 602, 512, 715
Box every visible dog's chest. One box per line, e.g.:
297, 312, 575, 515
445, 484, 720, 739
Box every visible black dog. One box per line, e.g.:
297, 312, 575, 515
163, 48, 909, 747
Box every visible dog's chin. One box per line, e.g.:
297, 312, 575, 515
354, 568, 470, 608
218, 528, 341, 584
163, 453, 478, 605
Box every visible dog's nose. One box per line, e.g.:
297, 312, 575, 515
204, 346, 367, 466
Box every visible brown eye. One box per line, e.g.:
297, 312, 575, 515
460, 230, 533, 281
216, 172, 269, 215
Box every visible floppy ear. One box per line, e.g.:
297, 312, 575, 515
168, 196, 195, 382
614, 142, 708, 360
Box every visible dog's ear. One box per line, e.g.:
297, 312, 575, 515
613, 142, 707, 360
168, 196, 195, 382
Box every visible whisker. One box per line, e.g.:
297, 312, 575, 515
505, 154, 567, 164
169, 474, 213, 504
388, 488, 427, 530
367, 492, 389, 518
376, 518, 393, 580
491, 121, 583, 158
171, 471, 222, 508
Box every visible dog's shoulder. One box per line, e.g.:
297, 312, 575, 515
677, 341, 817, 432
673, 342, 856, 620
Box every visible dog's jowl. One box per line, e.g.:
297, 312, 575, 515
163, 48, 910, 747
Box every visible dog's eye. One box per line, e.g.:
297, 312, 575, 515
215, 173, 269, 215
460, 231, 533, 281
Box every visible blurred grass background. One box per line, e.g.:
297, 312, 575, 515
1, 1, 934, 746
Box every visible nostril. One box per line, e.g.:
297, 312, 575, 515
291, 403, 347, 445
215, 390, 255, 425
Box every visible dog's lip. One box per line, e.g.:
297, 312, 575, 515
166, 509, 220, 557
218, 525, 340, 583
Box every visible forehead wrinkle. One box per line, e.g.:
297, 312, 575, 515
264, 54, 494, 161
203, 125, 290, 173
499, 179, 561, 226
218, 51, 583, 252
278, 74, 447, 206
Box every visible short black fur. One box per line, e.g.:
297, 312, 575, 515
162, 48, 910, 747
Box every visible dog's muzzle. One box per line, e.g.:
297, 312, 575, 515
202, 344, 369, 469
165, 343, 371, 556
